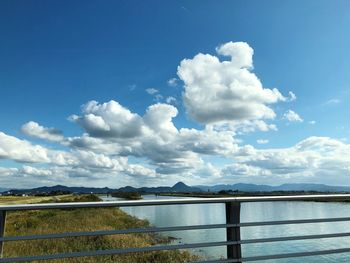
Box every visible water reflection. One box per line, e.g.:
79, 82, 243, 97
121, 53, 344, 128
101, 195, 350, 262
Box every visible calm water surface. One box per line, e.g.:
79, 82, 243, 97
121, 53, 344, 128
101, 195, 350, 262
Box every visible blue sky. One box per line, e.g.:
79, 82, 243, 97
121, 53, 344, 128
1, 0, 350, 188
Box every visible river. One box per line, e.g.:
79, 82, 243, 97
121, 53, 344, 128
101, 194, 350, 262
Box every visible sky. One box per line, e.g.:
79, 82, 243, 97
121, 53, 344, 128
1, 0, 350, 188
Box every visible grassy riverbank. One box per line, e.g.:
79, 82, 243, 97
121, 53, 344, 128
111, 192, 142, 200
1, 195, 198, 262
0, 195, 72, 205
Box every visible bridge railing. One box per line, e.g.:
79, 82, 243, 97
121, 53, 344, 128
1, 194, 350, 262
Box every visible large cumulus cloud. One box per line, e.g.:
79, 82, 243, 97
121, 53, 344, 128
178, 41, 288, 126
2, 41, 345, 188
21, 121, 64, 142
69, 100, 143, 138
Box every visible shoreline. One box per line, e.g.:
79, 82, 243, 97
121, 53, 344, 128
157, 192, 350, 202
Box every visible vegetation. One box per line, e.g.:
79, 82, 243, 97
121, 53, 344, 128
111, 192, 142, 200
0, 195, 72, 205
33, 190, 72, 196
1, 194, 198, 262
159, 191, 350, 201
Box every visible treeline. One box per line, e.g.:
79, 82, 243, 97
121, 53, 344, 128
111, 192, 142, 200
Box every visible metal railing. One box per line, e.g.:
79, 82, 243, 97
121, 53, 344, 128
1, 194, 350, 262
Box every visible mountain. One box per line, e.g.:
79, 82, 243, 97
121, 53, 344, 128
2, 182, 202, 195
4, 182, 350, 196
0, 188, 10, 193
197, 183, 350, 193
5, 185, 115, 195
172, 182, 201, 192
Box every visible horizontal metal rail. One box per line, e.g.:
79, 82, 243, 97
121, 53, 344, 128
2, 194, 350, 262
241, 231, 350, 244
5, 243, 350, 263
242, 247, 350, 262
2, 226, 350, 245
239, 216, 350, 227
0, 223, 233, 242
1, 193, 350, 211
0, 240, 237, 262
3, 216, 350, 242
195, 248, 350, 263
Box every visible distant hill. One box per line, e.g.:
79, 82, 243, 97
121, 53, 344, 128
197, 183, 350, 193
4, 185, 114, 195
172, 182, 201, 192
2, 182, 202, 195
0, 188, 10, 193
3, 182, 350, 196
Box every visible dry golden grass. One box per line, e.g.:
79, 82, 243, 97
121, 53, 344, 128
0, 195, 72, 205
2, 195, 199, 263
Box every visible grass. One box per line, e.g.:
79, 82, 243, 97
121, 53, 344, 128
0, 195, 72, 205
1, 195, 199, 262
111, 192, 142, 200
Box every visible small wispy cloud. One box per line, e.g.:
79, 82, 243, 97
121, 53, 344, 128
257, 139, 269, 144
181, 6, 189, 12
283, 110, 303, 122
309, 120, 316, 125
324, 98, 340, 105
128, 84, 136, 91
166, 96, 177, 104
167, 78, 178, 87
154, 94, 164, 102
146, 88, 159, 95
288, 91, 297, 101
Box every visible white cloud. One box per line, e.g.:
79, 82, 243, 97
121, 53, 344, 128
145, 88, 164, 102
288, 91, 297, 101
222, 136, 350, 185
65, 101, 227, 175
257, 139, 269, 144
233, 120, 278, 134
0, 167, 18, 177
0, 132, 76, 165
283, 110, 303, 122
324, 98, 340, 105
167, 78, 178, 87
128, 84, 136, 91
177, 41, 287, 125
144, 103, 178, 137
73, 150, 126, 170
21, 165, 53, 176
125, 164, 157, 178
146, 88, 159, 95
216, 41, 254, 68
63, 98, 245, 178
1, 40, 350, 188
70, 100, 143, 138
309, 120, 316, 125
21, 121, 64, 142
166, 96, 177, 104
222, 163, 271, 177
154, 94, 164, 102
0, 132, 52, 163
177, 126, 238, 156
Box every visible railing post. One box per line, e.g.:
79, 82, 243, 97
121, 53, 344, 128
225, 201, 241, 262
0, 210, 6, 258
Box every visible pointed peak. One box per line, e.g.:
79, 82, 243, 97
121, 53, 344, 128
173, 182, 187, 187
